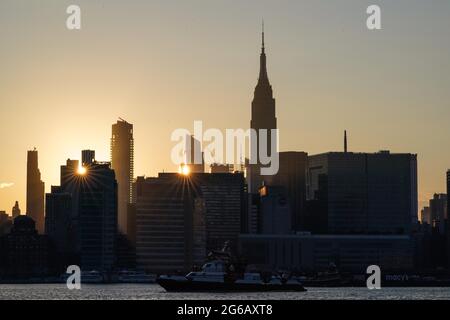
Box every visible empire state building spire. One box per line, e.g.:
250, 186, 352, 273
249, 21, 277, 193
258, 20, 269, 85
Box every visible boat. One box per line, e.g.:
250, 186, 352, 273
157, 243, 306, 292
117, 270, 157, 283
292, 263, 350, 287
60, 270, 105, 284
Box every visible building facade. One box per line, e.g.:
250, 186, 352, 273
111, 119, 134, 235
0, 216, 50, 278
26, 149, 45, 234
307, 151, 418, 234
248, 26, 277, 193
266, 151, 308, 231
259, 185, 291, 234
134, 172, 246, 273
12, 201, 21, 219
78, 162, 118, 271
429, 193, 447, 233
239, 234, 414, 273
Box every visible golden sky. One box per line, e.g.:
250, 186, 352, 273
1, 0, 449, 213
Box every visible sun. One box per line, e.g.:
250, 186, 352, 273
179, 164, 190, 176
77, 166, 87, 175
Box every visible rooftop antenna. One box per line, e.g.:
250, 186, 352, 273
344, 130, 348, 153
262, 19, 265, 52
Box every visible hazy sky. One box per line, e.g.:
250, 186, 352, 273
1, 0, 449, 213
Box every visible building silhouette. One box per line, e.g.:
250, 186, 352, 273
210, 163, 233, 174
46, 154, 118, 272
26, 149, 45, 234
421, 206, 431, 225
430, 193, 447, 234
248, 24, 277, 193
258, 185, 291, 234
111, 119, 134, 235
12, 201, 21, 219
134, 174, 204, 273
0, 211, 12, 237
0, 216, 50, 278
266, 151, 308, 231
447, 170, 450, 268
45, 188, 74, 269
239, 234, 414, 273
185, 135, 204, 173
307, 151, 418, 234
81, 150, 95, 166
78, 160, 118, 271
134, 172, 245, 273
447, 170, 450, 221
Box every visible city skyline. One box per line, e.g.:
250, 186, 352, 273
1, 0, 450, 212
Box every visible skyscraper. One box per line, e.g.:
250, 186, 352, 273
81, 150, 95, 166
135, 174, 203, 273
135, 172, 245, 273
447, 170, 450, 268
248, 23, 277, 193
26, 149, 45, 234
307, 151, 418, 234
266, 151, 308, 231
45, 188, 73, 268
111, 119, 134, 235
447, 170, 450, 221
12, 201, 21, 219
430, 193, 447, 234
78, 160, 118, 271
185, 135, 204, 173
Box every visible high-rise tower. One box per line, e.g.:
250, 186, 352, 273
111, 119, 134, 235
26, 148, 45, 234
12, 201, 21, 219
248, 22, 277, 193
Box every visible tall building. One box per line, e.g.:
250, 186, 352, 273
78, 161, 118, 271
248, 24, 277, 193
259, 185, 291, 234
45, 188, 74, 268
266, 151, 308, 231
81, 150, 95, 166
111, 119, 134, 235
429, 193, 447, 234
12, 201, 21, 219
194, 172, 246, 252
46, 155, 118, 271
0, 211, 12, 236
60, 159, 79, 188
447, 170, 450, 268
447, 170, 450, 221
421, 206, 431, 224
135, 174, 203, 273
26, 149, 45, 234
0, 216, 50, 278
185, 135, 204, 173
135, 172, 246, 273
307, 151, 418, 234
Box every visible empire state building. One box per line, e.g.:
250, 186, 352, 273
248, 24, 277, 193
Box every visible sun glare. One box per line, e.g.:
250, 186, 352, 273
179, 164, 190, 176
77, 166, 87, 175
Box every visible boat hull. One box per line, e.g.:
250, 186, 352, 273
157, 278, 307, 292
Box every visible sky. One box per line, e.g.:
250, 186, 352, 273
0, 0, 449, 213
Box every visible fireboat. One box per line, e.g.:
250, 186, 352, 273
157, 243, 306, 292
